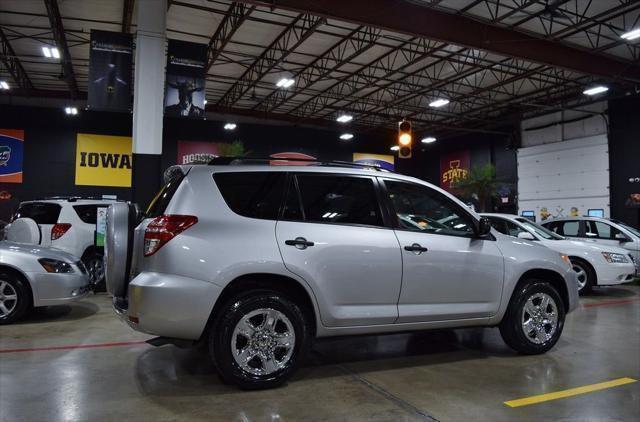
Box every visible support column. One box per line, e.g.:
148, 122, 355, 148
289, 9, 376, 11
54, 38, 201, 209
132, 0, 167, 210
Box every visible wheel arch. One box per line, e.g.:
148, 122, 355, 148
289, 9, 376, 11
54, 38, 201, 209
567, 255, 597, 285
0, 264, 34, 307
200, 272, 318, 342
513, 269, 570, 313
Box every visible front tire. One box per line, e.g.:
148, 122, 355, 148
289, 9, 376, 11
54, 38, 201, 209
500, 281, 565, 355
83, 252, 105, 292
570, 258, 594, 295
0, 272, 31, 325
209, 289, 311, 390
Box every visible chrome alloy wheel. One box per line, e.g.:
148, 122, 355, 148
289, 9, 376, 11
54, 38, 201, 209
0, 280, 18, 317
87, 257, 105, 285
572, 263, 587, 290
521, 292, 558, 344
231, 308, 296, 376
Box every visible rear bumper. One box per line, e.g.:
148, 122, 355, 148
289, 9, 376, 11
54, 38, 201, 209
26, 271, 91, 307
596, 263, 637, 286
113, 272, 222, 340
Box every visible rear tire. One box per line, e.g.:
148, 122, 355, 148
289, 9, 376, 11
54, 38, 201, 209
209, 289, 311, 390
570, 258, 595, 295
0, 272, 31, 325
83, 252, 105, 292
499, 280, 565, 355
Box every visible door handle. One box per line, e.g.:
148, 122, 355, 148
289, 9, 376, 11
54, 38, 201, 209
285, 237, 315, 249
404, 243, 428, 254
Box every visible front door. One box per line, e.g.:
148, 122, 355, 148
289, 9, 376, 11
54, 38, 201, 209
381, 179, 504, 323
276, 173, 402, 327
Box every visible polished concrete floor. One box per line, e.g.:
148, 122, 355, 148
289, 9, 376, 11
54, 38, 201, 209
1, 286, 639, 422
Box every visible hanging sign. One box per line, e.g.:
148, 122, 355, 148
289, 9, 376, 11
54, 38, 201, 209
164, 39, 207, 118
87, 30, 133, 112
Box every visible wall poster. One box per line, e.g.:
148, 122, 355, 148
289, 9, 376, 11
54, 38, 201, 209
87, 30, 133, 112
75, 133, 132, 187
0, 129, 24, 183
177, 140, 220, 164
164, 39, 207, 118
440, 150, 470, 192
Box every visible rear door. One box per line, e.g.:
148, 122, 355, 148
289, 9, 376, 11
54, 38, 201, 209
276, 173, 402, 327
13, 202, 61, 246
381, 179, 504, 323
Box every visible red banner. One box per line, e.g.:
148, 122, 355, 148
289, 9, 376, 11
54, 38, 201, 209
177, 140, 220, 165
440, 150, 470, 191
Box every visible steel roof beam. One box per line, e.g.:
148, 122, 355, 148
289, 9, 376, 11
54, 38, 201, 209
206, 2, 255, 72
237, 0, 640, 82
0, 27, 35, 90
122, 0, 135, 33
43, 0, 79, 98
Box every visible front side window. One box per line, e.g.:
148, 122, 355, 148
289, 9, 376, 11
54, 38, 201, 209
516, 218, 563, 240
559, 221, 580, 237
214, 172, 287, 220
488, 217, 527, 238
385, 180, 474, 236
293, 174, 383, 227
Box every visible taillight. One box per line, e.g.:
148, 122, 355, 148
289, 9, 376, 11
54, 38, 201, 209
51, 223, 72, 240
144, 215, 197, 257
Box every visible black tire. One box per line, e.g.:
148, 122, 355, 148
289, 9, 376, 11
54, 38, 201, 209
83, 251, 105, 292
499, 280, 565, 355
569, 258, 595, 295
209, 289, 311, 390
0, 271, 31, 325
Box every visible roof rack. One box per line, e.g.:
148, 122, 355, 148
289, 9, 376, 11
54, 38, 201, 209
207, 156, 392, 172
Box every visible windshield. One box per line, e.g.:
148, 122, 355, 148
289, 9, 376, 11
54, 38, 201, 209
610, 219, 640, 238
516, 218, 564, 240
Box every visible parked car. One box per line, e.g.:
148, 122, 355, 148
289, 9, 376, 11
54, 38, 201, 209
106, 162, 578, 389
542, 216, 640, 276
0, 241, 91, 324
483, 214, 636, 294
9, 197, 118, 288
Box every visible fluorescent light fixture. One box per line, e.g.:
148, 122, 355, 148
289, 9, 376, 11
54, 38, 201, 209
421, 136, 436, 144
42, 46, 51, 58
336, 114, 353, 123
51, 47, 60, 59
0, 81, 9, 90
339, 133, 354, 140
390, 146, 400, 151
42, 46, 60, 59
65, 106, 78, 115
224, 123, 237, 130
583, 85, 609, 96
429, 98, 450, 108
276, 77, 295, 88
621, 28, 640, 40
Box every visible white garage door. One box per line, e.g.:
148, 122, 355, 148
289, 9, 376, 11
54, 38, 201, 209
517, 134, 610, 222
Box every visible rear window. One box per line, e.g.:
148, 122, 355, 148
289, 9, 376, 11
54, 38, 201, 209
73, 205, 102, 224
146, 170, 186, 218
214, 172, 286, 220
14, 202, 61, 224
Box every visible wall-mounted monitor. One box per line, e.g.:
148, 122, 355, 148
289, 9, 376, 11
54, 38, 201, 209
587, 209, 604, 218
521, 210, 536, 222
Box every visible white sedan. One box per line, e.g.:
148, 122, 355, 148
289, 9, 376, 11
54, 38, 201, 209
482, 213, 636, 294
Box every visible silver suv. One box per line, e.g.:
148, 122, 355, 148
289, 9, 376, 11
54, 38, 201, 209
106, 161, 579, 389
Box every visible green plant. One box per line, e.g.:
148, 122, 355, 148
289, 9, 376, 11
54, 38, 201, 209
450, 163, 498, 212
217, 140, 245, 157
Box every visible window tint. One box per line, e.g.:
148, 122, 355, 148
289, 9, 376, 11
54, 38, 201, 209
385, 180, 474, 236
585, 221, 619, 239
146, 169, 185, 218
214, 172, 286, 220
13, 202, 61, 225
294, 175, 383, 227
560, 221, 580, 236
282, 178, 304, 221
73, 205, 102, 224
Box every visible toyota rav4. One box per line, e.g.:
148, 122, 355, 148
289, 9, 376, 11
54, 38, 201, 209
106, 160, 579, 389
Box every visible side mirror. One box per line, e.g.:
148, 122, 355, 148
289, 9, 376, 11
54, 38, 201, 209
517, 231, 536, 241
477, 217, 492, 237
615, 233, 631, 242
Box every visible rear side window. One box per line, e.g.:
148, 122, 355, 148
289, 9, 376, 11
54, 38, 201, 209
13, 203, 61, 224
293, 174, 383, 227
73, 205, 101, 224
146, 170, 185, 218
214, 172, 287, 220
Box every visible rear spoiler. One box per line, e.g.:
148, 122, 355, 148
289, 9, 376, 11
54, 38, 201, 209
163, 165, 192, 184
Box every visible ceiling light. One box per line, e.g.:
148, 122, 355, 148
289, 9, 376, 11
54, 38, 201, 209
64, 106, 78, 115
421, 137, 436, 144
0, 81, 9, 90
42, 46, 59, 59
621, 28, 640, 40
224, 123, 237, 130
583, 86, 609, 96
339, 133, 354, 141
51, 47, 60, 59
276, 78, 295, 88
203, 99, 208, 105
390, 146, 400, 151
42, 46, 51, 58
429, 98, 450, 108
336, 114, 353, 123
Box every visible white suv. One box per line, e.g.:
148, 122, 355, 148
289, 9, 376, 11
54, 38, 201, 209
106, 161, 579, 389
12, 198, 118, 287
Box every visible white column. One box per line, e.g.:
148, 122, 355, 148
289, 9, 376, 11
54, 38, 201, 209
132, 0, 167, 155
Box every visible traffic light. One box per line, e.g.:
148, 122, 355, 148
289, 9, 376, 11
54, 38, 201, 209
398, 119, 412, 159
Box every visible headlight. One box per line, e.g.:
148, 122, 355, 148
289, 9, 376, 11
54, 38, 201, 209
38, 258, 74, 273
601, 252, 629, 264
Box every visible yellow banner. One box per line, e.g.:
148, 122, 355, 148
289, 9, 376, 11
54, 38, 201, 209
75, 133, 132, 187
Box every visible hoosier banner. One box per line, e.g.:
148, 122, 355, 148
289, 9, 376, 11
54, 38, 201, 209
0, 129, 24, 183
75, 133, 132, 187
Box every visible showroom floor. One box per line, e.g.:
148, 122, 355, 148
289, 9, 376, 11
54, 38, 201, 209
1, 286, 638, 422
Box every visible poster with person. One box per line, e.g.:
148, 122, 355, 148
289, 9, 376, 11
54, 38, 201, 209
164, 39, 207, 118
87, 30, 133, 112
